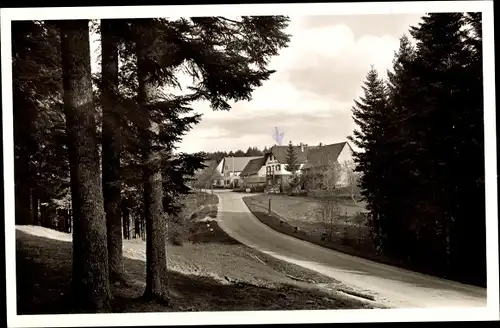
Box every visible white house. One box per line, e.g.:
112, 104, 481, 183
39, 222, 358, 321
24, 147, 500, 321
248, 141, 355, 192
213, 156, 261, 187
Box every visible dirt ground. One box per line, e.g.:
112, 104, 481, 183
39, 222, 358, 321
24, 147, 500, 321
15, 191, 378, 314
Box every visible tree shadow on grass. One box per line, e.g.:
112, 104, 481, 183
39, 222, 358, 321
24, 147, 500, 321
16, 231, 371, 315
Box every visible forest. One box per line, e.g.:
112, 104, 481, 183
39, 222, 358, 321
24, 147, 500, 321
202, 146, 267, 163
348, 13, 485, 287
12, 17, 290, 312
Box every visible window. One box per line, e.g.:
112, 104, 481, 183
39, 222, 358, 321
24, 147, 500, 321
276, 164, 281, 171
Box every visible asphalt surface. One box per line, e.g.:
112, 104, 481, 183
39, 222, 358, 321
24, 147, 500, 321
215, 190, 487, 309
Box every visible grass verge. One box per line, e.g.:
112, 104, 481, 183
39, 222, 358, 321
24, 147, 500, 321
16, 191, 376, 314
243, 196, 402, 269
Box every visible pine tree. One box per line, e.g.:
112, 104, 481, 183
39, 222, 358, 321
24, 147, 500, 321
451, 12, 485, 286
59, 19, 112, 312
357, 13, 486, 285
100, 19, 127, 283
347, 66, 389, 253
12, 21, 64, 225
374, 35, 419, 261
102, 16, 290, 301
401, 13, 479, 276
234, 150, 245, 157
284, 141, 299, 173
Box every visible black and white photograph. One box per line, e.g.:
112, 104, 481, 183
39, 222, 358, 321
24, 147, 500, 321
2, 1, 498, 326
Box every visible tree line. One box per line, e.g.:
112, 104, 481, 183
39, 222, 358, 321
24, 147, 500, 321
202, 146, 268, 163
12, 17, 290, 312
348, 13, 485, 286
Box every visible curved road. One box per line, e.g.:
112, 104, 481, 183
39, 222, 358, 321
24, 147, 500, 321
214, 190, 487, 309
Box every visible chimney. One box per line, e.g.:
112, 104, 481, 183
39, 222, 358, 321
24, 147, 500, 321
319, 142, 322, 147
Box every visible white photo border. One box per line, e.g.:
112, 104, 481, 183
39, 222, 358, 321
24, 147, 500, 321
2, 1, 498, 326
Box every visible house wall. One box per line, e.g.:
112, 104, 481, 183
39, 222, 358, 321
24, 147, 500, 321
337, 143, 353, 165
265, 154, 304, 176
337, 143, 354, 187
216, 159, 224, 174
257, 165, 267, 177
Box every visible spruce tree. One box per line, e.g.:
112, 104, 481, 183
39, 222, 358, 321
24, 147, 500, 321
454, 12, 485, 285
358, 13, 486, 285
284, 141, 299, 172
402, 13, 480, 276
347, 66, 389, 252
96, 16, 290, 301
59, 19, 112, 312
12, 21, 65, 226
375, 35, 419, 260
101, 19, 127, 284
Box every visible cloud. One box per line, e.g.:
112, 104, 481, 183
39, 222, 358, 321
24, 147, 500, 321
178, 14, 423, 153
299, 14, 423, 41
271, 17, 403, 103
87, 15, 423, 154
179, 109, 355, 153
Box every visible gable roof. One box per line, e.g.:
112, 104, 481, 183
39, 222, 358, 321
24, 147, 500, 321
222, 156, 262, 173
240, 157, 266, 177
302, 142, 347, 170
268, 145, 317, 164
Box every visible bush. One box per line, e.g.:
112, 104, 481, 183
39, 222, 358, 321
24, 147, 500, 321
250, 184, 266, 193
351, 211, 368, 226
166, 213, 187, 246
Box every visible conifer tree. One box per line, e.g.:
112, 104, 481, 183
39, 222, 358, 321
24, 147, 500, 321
402, 13, 479, 274
352, 13, 486, 286
59, 19, 112, 312
100, 18, 127, 283
12, 21, 65, 225
114, 16, 290, 301
284, 141, 299, 173
347, 66, 389, 251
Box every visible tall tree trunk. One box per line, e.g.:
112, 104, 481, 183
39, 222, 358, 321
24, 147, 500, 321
136, 23, 169, 302
101, 19, 125, 284
59, 20, 112, 312
134, 216, 139, 238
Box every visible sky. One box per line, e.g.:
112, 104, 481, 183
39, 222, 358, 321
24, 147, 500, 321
90, 14, 424, 154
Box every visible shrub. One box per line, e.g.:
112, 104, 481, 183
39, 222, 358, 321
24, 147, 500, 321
250, 184, 266, 193
351, 211, 368, 226
166, 213, 187, 246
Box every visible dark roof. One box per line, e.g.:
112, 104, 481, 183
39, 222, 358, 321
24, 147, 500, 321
268, 145, 317, 164
302, 142, 347, 170
222, 156, 262, 173
240, 157, 266, 177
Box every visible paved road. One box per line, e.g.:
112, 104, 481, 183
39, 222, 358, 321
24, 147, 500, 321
215, 190, 487, 309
